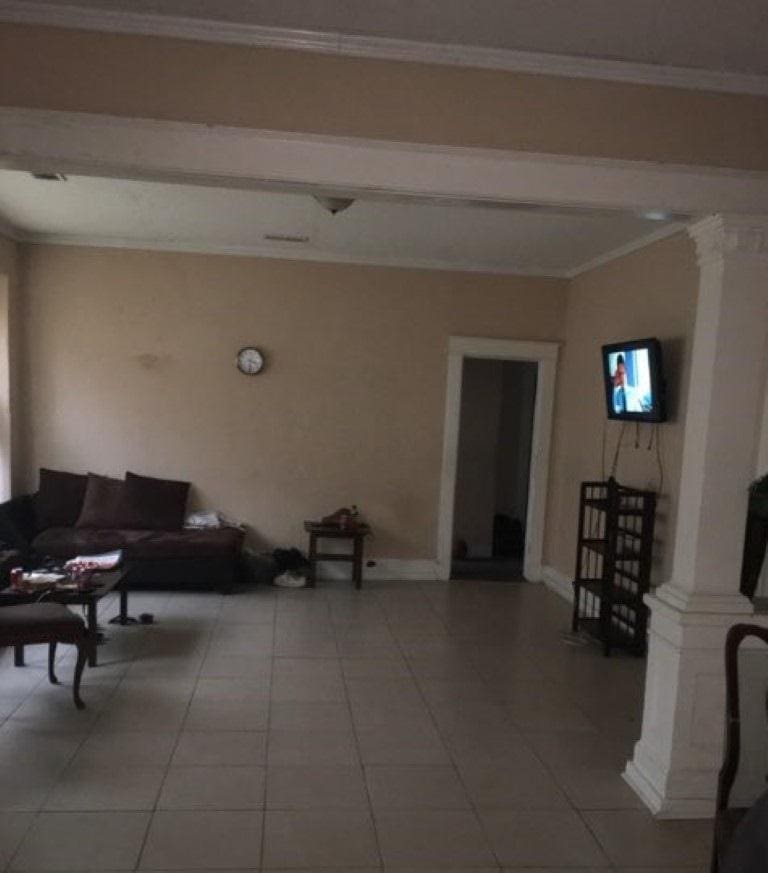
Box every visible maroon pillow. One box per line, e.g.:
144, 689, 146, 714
75, 474, 126, 529
37, 468, 88, 529
119, 471, 190, 530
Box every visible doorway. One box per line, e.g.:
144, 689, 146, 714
451, 357, 538, 580
437, 336, 559, 582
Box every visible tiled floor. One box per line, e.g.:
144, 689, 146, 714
0, 579, 711, 871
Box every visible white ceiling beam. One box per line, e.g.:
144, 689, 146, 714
2, 108, 768, 220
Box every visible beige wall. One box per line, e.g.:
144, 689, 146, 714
2, 23, 768, 171
16, 244, 566, 559
0, 236, 19, 499
544, 232, 699, 586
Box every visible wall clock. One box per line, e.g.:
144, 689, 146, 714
236, 346, 265, 375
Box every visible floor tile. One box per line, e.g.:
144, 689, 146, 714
200, 653, 272, 678
365, 765, 471, 809
263, 809, 380, 867
478, 809, 610, 867
268, 728, 360, 766
0, 582, 709, 872
524, 728, 630, 771
357, 722, 451, 765
171, 730, 267, 766
184, 696, 269, 731
582, 809, 712, 867
267, 765, 369, 809
341, 657, 411, 678
11, 811, 150, 870
140, 810, 263, 869
269, 701, 353, 731
0, 765, 59, 810
557, 766, 647, 810
70, 729, 178, 769
159, 765, 266, 809
44, 764, 166, 810
96, 697, 189, 732
0, 812, 34, 869
271, 659, 345, 702
456, 758, 570, 809
193, 676, 272, 700
375, 809, 496, 867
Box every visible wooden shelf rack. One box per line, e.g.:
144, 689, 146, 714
571, 478, 657, 656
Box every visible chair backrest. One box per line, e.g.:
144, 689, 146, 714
717, 624, 768, 814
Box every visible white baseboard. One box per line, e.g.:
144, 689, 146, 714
317, 558, 441, 582
541, 564, 574, 603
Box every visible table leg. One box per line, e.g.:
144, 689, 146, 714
307, 533, 317, 588
353, 535, 363, 590
87, 599, 98, 667
108, 587, 137, 625
14, 644, 24, 667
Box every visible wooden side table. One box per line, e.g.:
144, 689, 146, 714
304, 521, 370, 589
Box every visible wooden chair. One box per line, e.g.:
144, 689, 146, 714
0, 602, 89, 709
712, 623, 768, 873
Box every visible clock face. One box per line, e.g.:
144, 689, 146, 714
236, 346, 265, 375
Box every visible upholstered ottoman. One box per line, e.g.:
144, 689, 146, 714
0, 602, 88, 708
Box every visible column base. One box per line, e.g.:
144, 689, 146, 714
625, 584, 767, 819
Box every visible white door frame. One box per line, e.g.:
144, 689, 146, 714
436, 336, 559, 582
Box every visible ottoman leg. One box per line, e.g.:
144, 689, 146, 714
73, 640, 87, 710
48, 642, 58, 684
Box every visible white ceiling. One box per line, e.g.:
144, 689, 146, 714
0, 171, 681, 277
10, 0, 768, 76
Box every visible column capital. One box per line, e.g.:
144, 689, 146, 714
687, 214, 768, 266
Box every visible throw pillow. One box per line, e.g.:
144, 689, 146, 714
119, 471, 190, 530
75, 473, 126, 528
37, 468, 88, 529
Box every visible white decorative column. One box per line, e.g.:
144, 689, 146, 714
625, 215, 768, 818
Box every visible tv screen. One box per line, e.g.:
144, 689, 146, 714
602, 338, 666, 422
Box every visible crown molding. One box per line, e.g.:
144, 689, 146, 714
1, 0, 768, 97
11, 231, 572, 279
7, 223, 693, 282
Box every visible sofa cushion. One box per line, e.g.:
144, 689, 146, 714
37, 468, 88, 529
75, 474, 126, 528
124, 527, 243, 560
33, 527, 130, 558
119, 472, 190, 530
32, 526, 243, 561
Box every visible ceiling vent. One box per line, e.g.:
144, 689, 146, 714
263, 234, 310, 243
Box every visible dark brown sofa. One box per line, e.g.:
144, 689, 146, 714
0, 471, 244, 593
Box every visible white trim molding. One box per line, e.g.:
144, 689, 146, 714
317, 559, 440, 583
436, 336, 559, 583
3, 109, 768, 221
541, 565, 574, 603
1, 0, 767, 97
3, 231, 573, 279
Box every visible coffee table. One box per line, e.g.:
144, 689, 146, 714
0, 568, 129, 667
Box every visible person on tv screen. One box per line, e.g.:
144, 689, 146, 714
612, 353, 644, 414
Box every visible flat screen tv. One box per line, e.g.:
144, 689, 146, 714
602, 338, 666, 423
